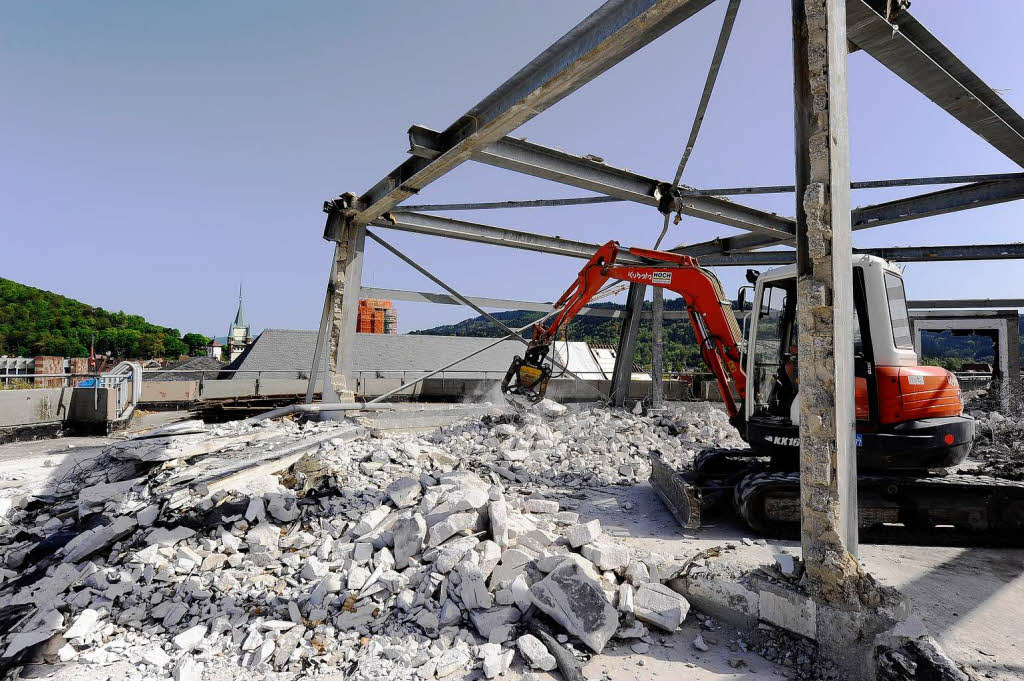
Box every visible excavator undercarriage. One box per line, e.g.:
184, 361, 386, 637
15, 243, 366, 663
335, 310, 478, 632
651, 448, 1024, 546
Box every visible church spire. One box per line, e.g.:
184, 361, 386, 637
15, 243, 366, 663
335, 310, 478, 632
233, 282, 246, 328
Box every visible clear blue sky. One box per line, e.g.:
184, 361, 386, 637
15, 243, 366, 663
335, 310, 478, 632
3, 2, 1022, 338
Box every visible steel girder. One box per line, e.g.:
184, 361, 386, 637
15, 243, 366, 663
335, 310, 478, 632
358, 286, 687, 319
678, 178, 1024, 256
334, 0, 718, 228
372, 210, 1024, 266
847, 0, 1024, 168
409, 126, 795, 238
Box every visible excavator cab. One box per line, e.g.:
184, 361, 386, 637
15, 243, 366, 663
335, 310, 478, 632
743, 256, 975, 471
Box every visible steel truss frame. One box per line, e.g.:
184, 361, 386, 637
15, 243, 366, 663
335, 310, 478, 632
316, 0, 1024, 408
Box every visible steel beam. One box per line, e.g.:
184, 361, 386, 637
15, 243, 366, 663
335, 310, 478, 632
908, 299, 1024, 310
374, 210, 1024, 266
699, 243, 1024, 266
341, 0, 718, 226
678, 178, 1024, 256
376, 211, 646, 264
359, 286, 687, 319
409, 126, 795, 238
610, 283, 646, 406
847, 0, 1024, 168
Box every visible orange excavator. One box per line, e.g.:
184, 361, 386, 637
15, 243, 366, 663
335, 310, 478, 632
502, 240, 1024, 542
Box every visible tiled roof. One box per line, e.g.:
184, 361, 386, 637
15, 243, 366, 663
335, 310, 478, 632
225, 330, 526, 380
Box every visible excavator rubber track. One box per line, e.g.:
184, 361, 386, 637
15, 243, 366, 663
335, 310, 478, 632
650, 450, 1024, 547
649, 449, 769, 529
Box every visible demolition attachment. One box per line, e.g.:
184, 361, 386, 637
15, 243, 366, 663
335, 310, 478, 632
501, 345, 553, 404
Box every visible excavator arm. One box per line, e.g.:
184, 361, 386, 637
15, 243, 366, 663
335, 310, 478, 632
502, 240, 747, 417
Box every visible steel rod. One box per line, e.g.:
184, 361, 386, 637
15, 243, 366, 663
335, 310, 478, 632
366, 334, 518, 404
398, 196, 622, 211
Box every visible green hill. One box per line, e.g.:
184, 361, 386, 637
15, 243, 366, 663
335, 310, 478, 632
411, 298, 705, 371
0, 278, 206, 359
413, 299, 1024, 373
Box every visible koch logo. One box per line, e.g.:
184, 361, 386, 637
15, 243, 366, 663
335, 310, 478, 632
652, 271, 672, 284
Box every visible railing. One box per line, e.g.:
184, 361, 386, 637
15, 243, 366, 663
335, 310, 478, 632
101, 361, 141, 419
0, 362, 142, 421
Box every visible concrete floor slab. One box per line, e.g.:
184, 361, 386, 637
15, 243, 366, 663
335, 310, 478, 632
564, 480, 1024, 681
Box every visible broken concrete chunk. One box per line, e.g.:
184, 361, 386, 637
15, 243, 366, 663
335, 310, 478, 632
567, 519, 601, 549
524, 498, 559, 514
488, 499, 510, 549
633, 582, 690, 632
353, 505, 391, 536
173, 656, 203, 681
146, 525, 196, 547
172, 625, 207, 651
774, 552, 803, 578
517, 634, 557, 671
393, 514, 427, 566
529, 560, 619, 653
469, 606, 521, 639
141, 645, 172, 667
580, 541, 630, 572
488, 548, 534, 590
386, 477, 422, 508
427, 511, 477, 547
533, 398, 567, 417
64, 608, 100, 640
64, 516, 137, 563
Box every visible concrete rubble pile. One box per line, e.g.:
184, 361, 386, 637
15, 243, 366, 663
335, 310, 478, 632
968, 409, 1024, 480
424, 399, 743, 488
0, 401, 739, 680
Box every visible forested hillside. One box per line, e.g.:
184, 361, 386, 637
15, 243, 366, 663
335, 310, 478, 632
414, 299, 1024, 372
0, 278, 207, 359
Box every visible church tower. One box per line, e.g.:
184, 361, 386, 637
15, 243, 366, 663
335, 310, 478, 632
227, 284, 252, 362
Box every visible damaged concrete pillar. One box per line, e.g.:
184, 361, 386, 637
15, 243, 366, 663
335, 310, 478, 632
327, 224, 365, 401
792, 0, 861, 603
321, 194, 367, 402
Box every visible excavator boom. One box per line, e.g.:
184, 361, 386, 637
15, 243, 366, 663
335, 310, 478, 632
502, 240, 746, 414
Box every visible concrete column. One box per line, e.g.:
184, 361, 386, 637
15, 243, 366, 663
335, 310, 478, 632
792, 0, 861, 604
327, 221, 366, 401
1004, 312, 1020, 408
651, 287, 666, 409
610, 283, 645, 407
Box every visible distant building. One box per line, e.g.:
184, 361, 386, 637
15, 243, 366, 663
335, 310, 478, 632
206, 337, 224, 361
147, 355, 225, 382
357, 299, 398, 334
227, 285, 253, 362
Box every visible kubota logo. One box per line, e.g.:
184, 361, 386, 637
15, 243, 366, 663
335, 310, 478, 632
626, 270, 672, 283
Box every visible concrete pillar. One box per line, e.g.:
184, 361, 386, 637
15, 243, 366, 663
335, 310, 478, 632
327, 221, 366, 401
610, 283, 645, 407
651, 287, 666, 409
792, 0, 862, 604
1004, 312, 1020, 409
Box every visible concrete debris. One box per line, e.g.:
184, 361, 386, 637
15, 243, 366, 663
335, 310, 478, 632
530, 561, 619, 653
0, 402, 754, 680
517, 633, 558, 671
633, 582, 691, 631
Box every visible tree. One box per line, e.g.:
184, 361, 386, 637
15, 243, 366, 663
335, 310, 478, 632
182, 333, 211, 356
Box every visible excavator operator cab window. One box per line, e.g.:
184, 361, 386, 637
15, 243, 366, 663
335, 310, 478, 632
752, 282, 796, 417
